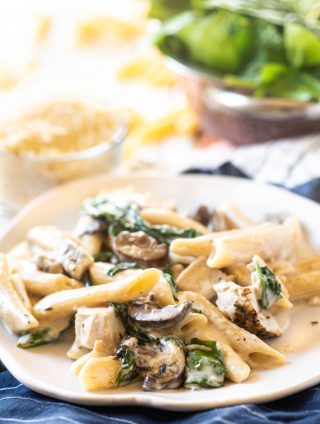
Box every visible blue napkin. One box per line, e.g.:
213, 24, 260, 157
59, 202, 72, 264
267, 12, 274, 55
1, 162, 320, 424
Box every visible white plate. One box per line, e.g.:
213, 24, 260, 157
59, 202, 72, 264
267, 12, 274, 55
0, 174, 320, 411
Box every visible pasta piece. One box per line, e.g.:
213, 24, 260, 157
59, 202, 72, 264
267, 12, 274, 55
176, 257, 228, 300
79, 234, 103, 256
34, 268, 161, 316
190, 321, 251, 383
79, 357, 121, 391
215, 203, 256, 229
224, 263, 251, 286
295, 254, 320, 273
27, 226, 64, 251
140, 208, 209, 234
171, 263, 184, 280
178, 291, 286, 368
8, 241, 32, 261
172, 312, 208, 338
34, 15, 51, 43
123, 107, 198, 161
20, 271, 83, 296
0, 254, 38, 333
284, 271, 320, 302
98, 186, 176, 211
76, 16, 145, 45
67, 307, 124, 360
171, 218, 305, 269
71, 340, 113, 376
149, 275, 175, 307
89, 262, 141, 285
10, 274, 32, 311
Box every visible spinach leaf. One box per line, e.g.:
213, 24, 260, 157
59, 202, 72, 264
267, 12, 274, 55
81, 270, 94, 287
156, 10, 255, 74
83, 196, 199, 244
107, 262, 142, 276
254, 258, 282, 309
17, 325, 67, 349
149, 0, 191, 21
285, 23, 320, 68
93, 251, 113, 262
116, 346, 138, 386
185, 338, 226, 388
110, 302, 153, 343
162, 266, 178, 301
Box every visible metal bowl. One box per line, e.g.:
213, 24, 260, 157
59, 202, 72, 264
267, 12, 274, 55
167, 57, 320, 145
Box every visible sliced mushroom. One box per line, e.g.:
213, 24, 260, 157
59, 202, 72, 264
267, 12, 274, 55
112, 231, 167, 266
128, 297, 192, 328
135, 338, 186, 391
191, 205, 228, 231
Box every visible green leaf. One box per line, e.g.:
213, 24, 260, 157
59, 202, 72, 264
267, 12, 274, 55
116, 347, 138, 386
83, 196, 200, 244
157, 10, 255, 74
107, 262, 143, 277
285, 23, 320, 68
93, 251, 113, 262
81, 270, 93, 287
149, 0, 191, 21
185, 338, 226, 388
253, 259, 282, 309
255, 68, 320, 101
110, 302, 153, 343
162, 266, 178, 301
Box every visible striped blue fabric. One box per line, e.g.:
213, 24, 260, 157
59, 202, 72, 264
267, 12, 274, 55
1, 163, 320, 424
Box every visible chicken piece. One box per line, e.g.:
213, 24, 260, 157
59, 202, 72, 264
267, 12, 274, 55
214, 280, 283, 338
35, 237, 94, 280
67, 306, 125, 360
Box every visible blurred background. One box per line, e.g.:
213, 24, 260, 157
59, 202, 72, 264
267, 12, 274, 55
0, 0, 320, 214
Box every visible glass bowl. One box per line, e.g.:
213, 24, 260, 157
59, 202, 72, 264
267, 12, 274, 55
0, 112, 127, 208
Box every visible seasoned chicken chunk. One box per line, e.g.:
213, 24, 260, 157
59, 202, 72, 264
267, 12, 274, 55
214, 280, 283, 338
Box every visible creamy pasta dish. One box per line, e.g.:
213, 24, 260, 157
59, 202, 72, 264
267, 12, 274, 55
0, 186, 318, 392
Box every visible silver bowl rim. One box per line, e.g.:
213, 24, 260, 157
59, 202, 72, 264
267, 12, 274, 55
166, 56, 320, 111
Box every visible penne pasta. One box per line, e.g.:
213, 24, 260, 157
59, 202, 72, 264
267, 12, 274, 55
79, 356, 121, 391
20, 271, 83, 296
0, 254, 38, 333
171, 218, 305, 269
284, 270, 320, 302
34, 268, 161, 317
178, 291, 286, 368
140, 208, 210, 234
176, 257, 227, 300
